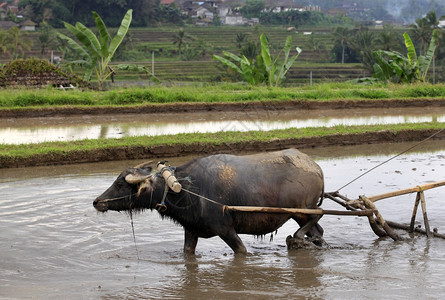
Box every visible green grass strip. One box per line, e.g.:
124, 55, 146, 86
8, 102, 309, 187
1, 82, 445, 108
1, 122, 444, 159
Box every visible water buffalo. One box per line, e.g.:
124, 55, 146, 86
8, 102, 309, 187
93, 148, 325, 254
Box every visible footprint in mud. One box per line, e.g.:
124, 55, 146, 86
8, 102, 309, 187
286, 235, 329, 250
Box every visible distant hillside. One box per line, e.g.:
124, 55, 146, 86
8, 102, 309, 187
298, 0, 445, 24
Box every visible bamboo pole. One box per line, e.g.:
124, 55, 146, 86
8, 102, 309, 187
387, 220, 445, 239
419, 191, 432, 237
347, 180, 445, 205
409, 192, 421, 233
223, 205, 374, 216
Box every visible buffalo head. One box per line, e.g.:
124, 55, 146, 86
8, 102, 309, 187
93, 161, 159, 212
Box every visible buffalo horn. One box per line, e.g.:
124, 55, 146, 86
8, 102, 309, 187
134, 160, 153, 169
125, 174, 152, 184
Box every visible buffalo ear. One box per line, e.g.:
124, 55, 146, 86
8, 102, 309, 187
125, 173, 152, 184
134, 161, 153, 169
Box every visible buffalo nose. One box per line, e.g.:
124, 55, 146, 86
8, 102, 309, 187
93, 199, 98, 207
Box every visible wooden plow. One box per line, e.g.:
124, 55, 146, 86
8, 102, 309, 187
223, 180, 445, 241
324, 180, 445, 240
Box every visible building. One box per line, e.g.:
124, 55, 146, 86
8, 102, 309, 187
0, 20, 17, 30
20, 19, 36, 31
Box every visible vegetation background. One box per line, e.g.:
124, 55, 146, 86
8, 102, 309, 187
1, 0, 445, 86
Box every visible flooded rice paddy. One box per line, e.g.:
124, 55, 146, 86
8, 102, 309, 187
1, 141, 445, 299
1, 106, 445, 144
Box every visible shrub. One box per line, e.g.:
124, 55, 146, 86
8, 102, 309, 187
0, 58, 89, 88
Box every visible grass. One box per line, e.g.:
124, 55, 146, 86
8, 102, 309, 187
1, 122, 444, 160
1, 82, 445, 108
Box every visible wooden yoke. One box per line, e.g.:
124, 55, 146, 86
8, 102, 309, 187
157, 162, 182, 193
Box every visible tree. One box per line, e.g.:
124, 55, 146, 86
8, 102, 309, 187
240, 0, 265, 18
57, 9, 133, 89
333, 27, 351, 64
5, 27, 33, 59
349, 28, 376, 71
213, 33, 301, 87
375, 24, 402, 52
0, 31, 9, 55
18, 0, 160, 28
235, 33, 249, 49
260, 34, 302, 87
38, 21, 55, 58
372, 30, 438, 83
172, 29, 193, 58
409, 11, 438, 55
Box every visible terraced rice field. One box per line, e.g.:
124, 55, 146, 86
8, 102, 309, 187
4, 25, 443, 85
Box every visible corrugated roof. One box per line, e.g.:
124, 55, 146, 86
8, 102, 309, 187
160, 0, 176, 4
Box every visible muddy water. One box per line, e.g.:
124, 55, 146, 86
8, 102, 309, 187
1, 141, 445, 299
1, 107, 445, 144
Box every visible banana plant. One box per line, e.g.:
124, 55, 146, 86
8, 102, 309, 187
372, 30, 438, 83
212, 50, 259, 85
57, 9, 133, 90
213, 33, 301, 86
260, 33, 302, 87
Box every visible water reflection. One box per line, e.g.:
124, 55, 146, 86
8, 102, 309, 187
1, 107, 445, 144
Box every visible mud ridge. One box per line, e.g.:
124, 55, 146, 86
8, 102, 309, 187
2, 129, 444, 168
2, 98, 445, 118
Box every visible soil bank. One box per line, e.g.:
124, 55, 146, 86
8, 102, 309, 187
1, 98, 445, 118
1, 98, 445, 168
2, 128, 444, 169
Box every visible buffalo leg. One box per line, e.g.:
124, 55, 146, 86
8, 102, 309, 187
293, 214, 322, 240
184, 230, 198, 254
306, 222, 324, 238
220, 229, 247, 255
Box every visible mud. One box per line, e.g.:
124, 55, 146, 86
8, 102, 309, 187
1, 146, 445, 299
1, 98, 445, 119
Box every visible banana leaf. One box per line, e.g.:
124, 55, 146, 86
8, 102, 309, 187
212, 54, 243, 75
403, 32, 420, 78
419, 29, 438, 80
108, 9, 132, 60
276, 46, 301, 86
56, 32, 91, 62
65, 22, 100, 59
92, 11, 111, 58
260, 34, 272, 71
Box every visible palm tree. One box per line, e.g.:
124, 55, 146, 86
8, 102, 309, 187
309, 34, 325, 55
6, 27, 33, 59
350, 28, 376, 71
0, 31, 10, 55
375, 24, 401, 52
409, 12, 438, 55
38, 21, 55, 58
409, 11, 441, 83
172, 29, 193, 58
235, 32, 248, 49
333, 27, 350, 64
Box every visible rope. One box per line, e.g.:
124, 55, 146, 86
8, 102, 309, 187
99, 193, 137, 203
336, 127, 445, 192
181, 187, 224, 207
